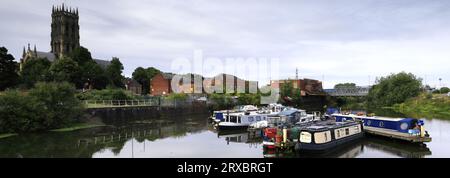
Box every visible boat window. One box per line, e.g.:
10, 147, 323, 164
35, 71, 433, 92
336, 130, 341, 138
256, 116, 261, 121
314, 131, 331, 144
248, 117, 254, 122
367, 120, 371, 126
230, 116, 237, 123
301, 112, 307, 117
345, 128, 350, 135
299, 132, 312, 143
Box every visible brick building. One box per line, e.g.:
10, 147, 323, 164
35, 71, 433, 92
150, 72, 258, 96
270, 78, 325, 96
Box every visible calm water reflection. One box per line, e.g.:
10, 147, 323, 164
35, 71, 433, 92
0, 113, 449, 158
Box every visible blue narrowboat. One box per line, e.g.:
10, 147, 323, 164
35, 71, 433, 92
331, 114, 432, 143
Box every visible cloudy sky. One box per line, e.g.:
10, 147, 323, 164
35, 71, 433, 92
1, 0, 449, 88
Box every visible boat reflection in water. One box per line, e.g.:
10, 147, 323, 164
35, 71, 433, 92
263, 136, 431, 158
216, 130, 262, 148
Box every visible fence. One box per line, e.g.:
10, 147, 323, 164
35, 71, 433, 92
83, 98, 206, 109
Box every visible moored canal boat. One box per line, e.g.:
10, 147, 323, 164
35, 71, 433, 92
216, 104, 287, 130
331, 114, 432, 143
209, 105, 259, 123
294, 121, 364, 152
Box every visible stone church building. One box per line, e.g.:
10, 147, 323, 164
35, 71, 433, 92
20, 4, 110, 71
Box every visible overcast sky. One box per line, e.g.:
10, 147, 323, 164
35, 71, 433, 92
1, 0, 449, 88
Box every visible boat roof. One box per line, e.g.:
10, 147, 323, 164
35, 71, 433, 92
301, 121, 359, 132
278, 109, 304, 116
331, 114, 411, 122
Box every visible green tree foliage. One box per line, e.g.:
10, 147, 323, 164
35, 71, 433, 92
132, 67, 161, 95
78, 60, 108, 89
20, 57, 51, 88
166, 93, 188, 101
440, 87, 450, 94
367, 72, 422, 108
236, 93, 260, 106
106, 57, 125, 88
0, 90, 37, 132
49, 56, 80, 83
280, 81, 293, 98
0, 47, 19, 90
69, 46, 93, 65
76, 88, 139, 101
0, 82, 83, 133
132, 67, 148, 94
69, 46, 111, 89
334, 83, 356, 89
209, 93, 234, 110
28, 82, 83, 129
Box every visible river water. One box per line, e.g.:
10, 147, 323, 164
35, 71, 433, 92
0, 112, 449, 158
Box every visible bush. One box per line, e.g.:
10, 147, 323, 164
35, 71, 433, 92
166, 93, 188, 101
367, 72, 422, 108
29, 82, 84, 129
76, 88, 141, 101
440, 87, 450, 94
0, 82, 83, 133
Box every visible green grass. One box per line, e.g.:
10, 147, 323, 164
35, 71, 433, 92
50, 123, 107, 132
0, 133, 17, 139
393, 93, 450, 119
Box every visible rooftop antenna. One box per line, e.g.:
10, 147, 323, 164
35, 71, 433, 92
295, 68, 298, 80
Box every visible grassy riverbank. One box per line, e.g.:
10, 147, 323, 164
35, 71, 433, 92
392, 93, 450, 119
50, 123, 108, 132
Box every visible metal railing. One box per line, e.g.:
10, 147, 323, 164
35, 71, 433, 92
84, 99, 160, 108
83, 98, 204, 108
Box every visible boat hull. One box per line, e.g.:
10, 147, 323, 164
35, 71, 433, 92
217, 123, 249, 130
295, 132, 364, 152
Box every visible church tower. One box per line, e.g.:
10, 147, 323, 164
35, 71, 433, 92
51, 4, 80, 58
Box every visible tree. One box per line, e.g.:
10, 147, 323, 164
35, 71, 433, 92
279, 81, 293, 104
106, 57, 125, 88
49, 56, 80, 83
132, 67, 161, 95
0, 47, 19, 90
367, 72, 422, 108
28, 82, 83, 129
79, 60, 108, 89
146, 67, 161, 80
20, 57, 51, 88
334, 83, 356, 89
440, 87, 450, 94
132, 67, 149, 95
0, 82, 83, 132
69, 46, 93, 65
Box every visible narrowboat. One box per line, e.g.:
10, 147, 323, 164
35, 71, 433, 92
331, 114, 432, 143
217, 112, 273, 130
209, 105, 259, 123
294, 121, 364, 152
216, 104, 287, 130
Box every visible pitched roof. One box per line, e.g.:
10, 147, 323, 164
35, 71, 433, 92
35, 51, 56, 61
161, 73, 175, 80
32, 51, 110, 68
